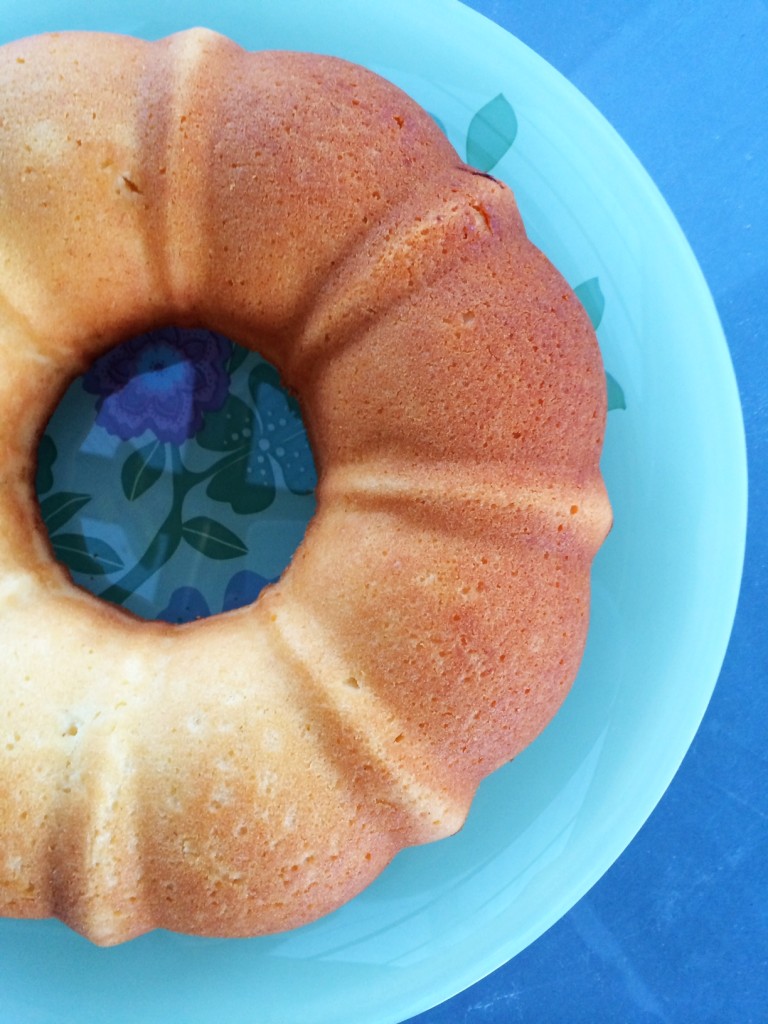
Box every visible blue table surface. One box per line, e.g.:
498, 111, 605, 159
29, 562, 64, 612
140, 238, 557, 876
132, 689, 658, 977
407, 3, 767, 1023
0, 5, 763, 1022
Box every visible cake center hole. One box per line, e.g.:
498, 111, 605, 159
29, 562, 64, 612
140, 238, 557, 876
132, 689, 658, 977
36, 326, 317, 622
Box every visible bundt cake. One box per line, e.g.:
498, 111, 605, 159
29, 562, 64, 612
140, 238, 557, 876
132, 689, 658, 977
0, 27, 612, 945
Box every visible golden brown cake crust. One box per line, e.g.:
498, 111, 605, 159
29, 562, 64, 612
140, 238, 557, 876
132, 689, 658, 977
0, 28, 611, 944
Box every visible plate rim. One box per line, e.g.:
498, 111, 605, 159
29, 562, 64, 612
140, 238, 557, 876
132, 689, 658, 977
0, 1, 748, 1022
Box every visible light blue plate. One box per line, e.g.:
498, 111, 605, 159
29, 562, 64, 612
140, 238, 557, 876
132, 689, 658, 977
0, 1, 747, 1022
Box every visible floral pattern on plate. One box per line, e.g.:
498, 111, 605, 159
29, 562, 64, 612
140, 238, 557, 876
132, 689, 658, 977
36, 94, 623, 623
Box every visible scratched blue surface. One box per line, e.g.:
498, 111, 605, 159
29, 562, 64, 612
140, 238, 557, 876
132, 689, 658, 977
409, 2, 767, 1022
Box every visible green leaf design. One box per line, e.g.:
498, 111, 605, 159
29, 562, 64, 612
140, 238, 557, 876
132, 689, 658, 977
136, 522, 182, 573
227, 343, 251, 374
181, 516, 248, 560
121, 440, 166, 501
197, 393, 255, 453
98, 523, 182, 607
52, 532, 125, 576
574, 277, 606, 331
606, 371, 627, 411
35, 434, 57, 495
466, 94, 518, 172
39, 491, 91, 534
207, 453, 276, 515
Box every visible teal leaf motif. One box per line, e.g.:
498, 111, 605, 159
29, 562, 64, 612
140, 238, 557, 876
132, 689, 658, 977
52, 532, 125, 576
574, 277, 605, 331
136, 522, 182, 574
36, 434, 57, 495
121, 440, 166, 501
227, 343, 251, 375
197, 393, 255, 453
606, 372, 627, 411
466, 94, 517, 172
181, 516, 248, 560
206, 453, 276, 515
39, 491, 91, 535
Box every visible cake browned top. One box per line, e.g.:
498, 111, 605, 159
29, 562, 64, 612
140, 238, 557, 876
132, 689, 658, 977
0, 28, 611, 944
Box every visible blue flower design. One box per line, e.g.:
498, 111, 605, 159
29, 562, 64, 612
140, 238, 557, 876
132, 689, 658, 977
252, 367, 317, 495
200, 362, 317, 513
84, 327, 232, 444
223, 569, 275, 611
157, 586, 211, 624
157, 570, 275, 624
